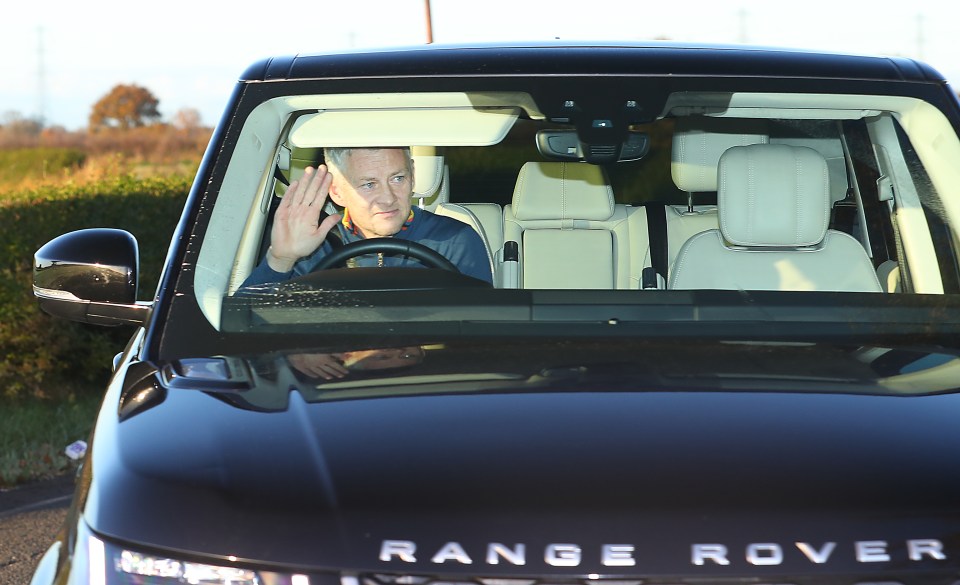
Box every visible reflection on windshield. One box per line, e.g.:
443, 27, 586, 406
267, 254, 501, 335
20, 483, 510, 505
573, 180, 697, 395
193, 339, 960, 415
288, 346, 426, 381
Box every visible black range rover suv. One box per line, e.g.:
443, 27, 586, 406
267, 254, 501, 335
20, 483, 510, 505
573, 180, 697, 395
30, 42, 960, 585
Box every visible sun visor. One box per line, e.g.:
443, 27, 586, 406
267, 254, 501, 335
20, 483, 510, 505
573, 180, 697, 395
290, 107, 520, 148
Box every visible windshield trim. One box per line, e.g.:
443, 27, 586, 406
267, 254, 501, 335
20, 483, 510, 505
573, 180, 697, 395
221, 288, 960, 339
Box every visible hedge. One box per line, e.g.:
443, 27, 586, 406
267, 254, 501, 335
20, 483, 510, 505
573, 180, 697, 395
0, 174, 191, 402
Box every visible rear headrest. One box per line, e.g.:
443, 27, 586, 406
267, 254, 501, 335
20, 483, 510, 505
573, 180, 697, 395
719, 144, 831, 247
511, 162, 614, 221
671, 117, 769, 192
411, 146, 445, 202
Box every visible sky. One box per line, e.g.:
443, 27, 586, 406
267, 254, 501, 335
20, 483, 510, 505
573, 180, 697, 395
3, 0, 959, 131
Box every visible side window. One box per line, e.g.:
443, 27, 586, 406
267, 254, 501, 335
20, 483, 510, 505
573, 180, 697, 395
839, 120, 899, 269
893, 121, 960, 292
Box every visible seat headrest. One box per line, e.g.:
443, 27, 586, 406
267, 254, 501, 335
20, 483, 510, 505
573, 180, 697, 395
511, 162, 614, 221
411, 146, 445, 200
671, 117, 769, 192
718, 144, 831, 247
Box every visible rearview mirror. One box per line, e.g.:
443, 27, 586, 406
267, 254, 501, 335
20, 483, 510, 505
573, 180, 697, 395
536, 129, 650, 163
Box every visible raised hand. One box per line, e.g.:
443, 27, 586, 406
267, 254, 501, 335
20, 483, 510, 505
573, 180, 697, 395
266, 165, 343, 273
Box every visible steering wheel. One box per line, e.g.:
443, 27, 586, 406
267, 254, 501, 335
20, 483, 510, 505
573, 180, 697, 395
313, 239, 460, 273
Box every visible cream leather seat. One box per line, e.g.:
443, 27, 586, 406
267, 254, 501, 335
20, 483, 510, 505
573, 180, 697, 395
662, 117, 770, 283
671, 117, 769, 198
435, 201, 500, 284
411, 146, 449, 210
669, 143, 883, 292
503, 162, 637, 289
411, 149, 500, 281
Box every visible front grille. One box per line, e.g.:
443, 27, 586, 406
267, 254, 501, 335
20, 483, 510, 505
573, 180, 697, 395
359, 575, 641, 585
351, 573, 960, 585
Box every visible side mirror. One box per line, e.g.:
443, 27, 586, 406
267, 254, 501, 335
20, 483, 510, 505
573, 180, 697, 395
33, 228, 151, 326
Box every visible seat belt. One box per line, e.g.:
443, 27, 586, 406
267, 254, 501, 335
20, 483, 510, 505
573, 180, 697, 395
642, 203, 668, 289
274, 165, 290, 186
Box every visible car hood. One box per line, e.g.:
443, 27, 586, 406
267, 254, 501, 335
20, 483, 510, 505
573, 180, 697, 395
84, 338, 960, 576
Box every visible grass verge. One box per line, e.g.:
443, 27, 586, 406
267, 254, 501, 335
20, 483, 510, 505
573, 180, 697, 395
0, 393, 102, 489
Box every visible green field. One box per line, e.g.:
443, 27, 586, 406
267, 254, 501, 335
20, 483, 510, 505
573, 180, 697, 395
0, 147, 86, 192
0, 394, 102, 488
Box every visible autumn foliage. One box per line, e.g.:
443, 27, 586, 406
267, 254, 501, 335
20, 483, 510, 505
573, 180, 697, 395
88, 83, 161, 129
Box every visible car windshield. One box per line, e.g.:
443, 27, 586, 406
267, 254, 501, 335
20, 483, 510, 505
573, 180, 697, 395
169, 64, 960, 358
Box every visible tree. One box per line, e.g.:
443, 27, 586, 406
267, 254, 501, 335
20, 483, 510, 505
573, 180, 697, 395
89, 84, 161, 130
1, 111, 43, 135
0, 111, 44, 147
172, 107, 202, 130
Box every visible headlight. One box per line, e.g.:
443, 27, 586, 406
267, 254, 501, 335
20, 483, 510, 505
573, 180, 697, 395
86, 531, 310, 585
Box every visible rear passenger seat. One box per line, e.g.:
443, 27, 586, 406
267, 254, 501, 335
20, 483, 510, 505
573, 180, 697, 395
425, 117, 771, 290
501, 162, 650, 289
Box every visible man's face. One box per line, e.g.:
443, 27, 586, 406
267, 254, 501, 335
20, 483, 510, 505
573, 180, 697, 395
328, 149, 414, 238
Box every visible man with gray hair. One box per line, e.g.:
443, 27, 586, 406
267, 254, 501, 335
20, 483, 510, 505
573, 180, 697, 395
243, 147, 492, 286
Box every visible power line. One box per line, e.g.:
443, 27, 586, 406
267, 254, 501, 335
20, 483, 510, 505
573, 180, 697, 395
37, 26, 47, 125
738, 8, 749, 44
916, 13, 925, 61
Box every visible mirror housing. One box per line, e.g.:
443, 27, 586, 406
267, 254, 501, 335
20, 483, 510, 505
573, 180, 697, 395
33, 228, 151, 326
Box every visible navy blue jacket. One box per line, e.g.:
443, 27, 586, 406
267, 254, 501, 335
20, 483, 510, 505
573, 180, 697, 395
242, 208, 492, 287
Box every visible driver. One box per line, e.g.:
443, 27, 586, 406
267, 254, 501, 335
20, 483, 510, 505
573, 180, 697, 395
241, 147, 492, 287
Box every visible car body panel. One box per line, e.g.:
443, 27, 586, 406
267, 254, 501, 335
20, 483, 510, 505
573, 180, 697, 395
71, 339, 960, 576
